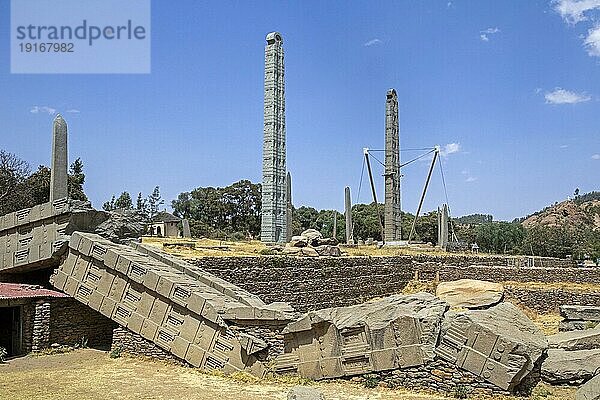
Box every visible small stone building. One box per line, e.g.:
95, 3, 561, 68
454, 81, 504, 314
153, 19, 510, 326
150, 212, 181, 237
0, 283, 67, 357
0, 283, 115, 358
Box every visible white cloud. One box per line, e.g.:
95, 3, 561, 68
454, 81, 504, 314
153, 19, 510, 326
584, 25, 600, 56
560, 144, 569, 148
465, 176, 478, 182
364, 38, 382, 47
30, 106, 57, 115
480, 27, 500, 42
553, 0, 600, 24
461, 169, 468, 175
442, 142, 461, 156
592, 153, 600, 159
544, 88, 591, 104
66, 109, 80, 113
447, 1, 453, 8
482, 27, 500, 34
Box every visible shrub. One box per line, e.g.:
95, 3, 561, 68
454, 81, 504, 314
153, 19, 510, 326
259, 248, 275, 255
109, 346, 122, 359
452, 384, 471, 399
363, 374, 379, 388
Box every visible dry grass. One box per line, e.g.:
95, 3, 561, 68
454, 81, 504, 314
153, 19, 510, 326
402, 279, 439, 295
142, 237, 268, 257
142, 237, 496, 259
0, 348, 578, 400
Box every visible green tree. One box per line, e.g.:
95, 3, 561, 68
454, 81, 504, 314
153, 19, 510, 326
172, 180, 261, 239
352, 203, 384, 241
0, 150, 31, 215
474, 222, 525, 254
293, 206, 320, 234
171, 192, 192, 219
147, 186, 164, 222
102, 195, 116, 211
114, 192, 133, 209
68, 158, 87, 201
136, 192, 147, 212
0, 150, 88, 214
521, 225, 594, 259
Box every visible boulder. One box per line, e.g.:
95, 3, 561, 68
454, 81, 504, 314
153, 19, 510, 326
315, 237, 338, 246
314, 245, 341, 257
290, 236, 308, 247
287, 386, 325, 400
577, 373, 600, 400
436, 279, 504, 309
437, 302, 548, 391
561, 306, 600, 322
548, 326, 600, 351
301, 229, 323, 245
300, 247, 319, 257
94, 209, 145, 243
541, 349, 600, 385
283, 247, 301, 255
276, 293, 449, 380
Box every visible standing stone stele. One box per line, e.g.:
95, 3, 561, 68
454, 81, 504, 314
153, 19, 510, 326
182, 218, 191, 238
332, 210, 337, 240
50, 114, 68, 203
261, 32, 287, 243
344, 186, 354, 244
384, 89, 401, 242
438, 203, 448, 250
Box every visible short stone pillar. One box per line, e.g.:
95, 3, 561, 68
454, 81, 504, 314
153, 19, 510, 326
31, 300, 51, 352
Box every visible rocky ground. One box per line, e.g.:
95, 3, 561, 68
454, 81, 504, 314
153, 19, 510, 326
0, 350, 575, 400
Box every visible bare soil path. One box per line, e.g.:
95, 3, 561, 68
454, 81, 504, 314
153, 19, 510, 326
0, 349, 575, 400
0, 349, 443, 400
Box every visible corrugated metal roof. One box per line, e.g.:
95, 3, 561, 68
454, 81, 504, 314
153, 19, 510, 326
0, 283, 68, 300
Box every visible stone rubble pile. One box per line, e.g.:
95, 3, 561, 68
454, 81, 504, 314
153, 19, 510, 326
559, 305, 600, 332
279, 229, 342, 257
577, 374, 600, 400
542, 311, 600, 399
437, 302, 547, 391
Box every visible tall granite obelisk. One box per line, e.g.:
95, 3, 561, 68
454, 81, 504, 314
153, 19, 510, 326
344, 186, 354, 244
384, 89, 401, 242
50, 114, 68, 202
261, 32, 287, 243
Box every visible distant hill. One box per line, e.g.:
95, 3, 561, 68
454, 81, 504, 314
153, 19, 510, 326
522, 192, 600, 231
454, 214, 493, 225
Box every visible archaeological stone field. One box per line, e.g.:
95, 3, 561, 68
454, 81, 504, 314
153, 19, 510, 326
1, 32, 599, 400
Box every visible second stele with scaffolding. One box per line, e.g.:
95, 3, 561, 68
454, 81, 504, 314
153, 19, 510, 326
351, 88, 459, 251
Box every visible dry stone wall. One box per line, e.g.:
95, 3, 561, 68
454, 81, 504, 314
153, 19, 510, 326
194, 256, 592, 314
112, 326, 186, 364
49, 297, 115, 349
505, 287, 600, 313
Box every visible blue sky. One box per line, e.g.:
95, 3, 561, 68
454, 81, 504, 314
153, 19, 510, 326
1, 0, 599, 221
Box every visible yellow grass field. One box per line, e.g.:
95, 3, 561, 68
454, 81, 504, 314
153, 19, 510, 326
141, 236, 496, 258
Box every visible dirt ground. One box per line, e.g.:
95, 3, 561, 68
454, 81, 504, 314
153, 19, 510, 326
0, 350, 576, 400
0, 349, 443, 400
